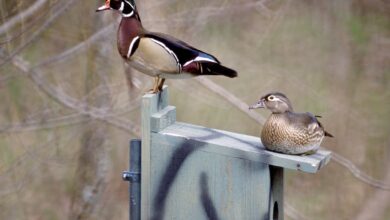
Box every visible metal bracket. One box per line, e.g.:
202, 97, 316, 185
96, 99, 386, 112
122, 171, 141, 183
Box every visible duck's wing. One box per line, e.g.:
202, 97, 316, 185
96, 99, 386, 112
312, 113, 334, 137
287, 112, 333, 137
140, 32, 237, 77
144, 32, 220, 66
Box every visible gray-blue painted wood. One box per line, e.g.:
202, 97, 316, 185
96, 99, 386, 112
140, 86, 331, 220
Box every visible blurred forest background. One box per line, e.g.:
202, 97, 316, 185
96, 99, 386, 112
0, 0, 389, 219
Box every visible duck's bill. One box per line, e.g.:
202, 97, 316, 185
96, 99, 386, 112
96, 3, 110, 12
249, 100, 265, 109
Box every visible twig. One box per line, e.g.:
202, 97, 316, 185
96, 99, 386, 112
355, 143, 390, 219
0, 0, 48, 36
0, 0, 76, 67
331, 152, 390, 190
0, 113, 88, 133
3, 50, 141, 136
0, 129, 80, 196
196, 77, 267, 124
32, 23, 116, 68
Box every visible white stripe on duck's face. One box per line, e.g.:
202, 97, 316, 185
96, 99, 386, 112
109, 0, 135, 17
122, 0, 136, 17
128, 38, 183, 77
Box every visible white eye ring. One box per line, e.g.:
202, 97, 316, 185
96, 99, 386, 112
268, 95, 275, 101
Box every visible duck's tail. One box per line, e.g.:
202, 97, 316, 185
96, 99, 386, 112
200, 62, 237, 78
325, 131, 334, 138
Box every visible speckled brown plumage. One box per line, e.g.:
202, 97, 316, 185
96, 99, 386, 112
250, 92, 333, 155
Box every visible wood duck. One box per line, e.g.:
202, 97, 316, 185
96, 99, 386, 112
249, 92, 333, 155
97, 0, 237, 93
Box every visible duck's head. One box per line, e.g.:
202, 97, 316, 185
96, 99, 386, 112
249, 92, 293, 113
96, 0, 138, 18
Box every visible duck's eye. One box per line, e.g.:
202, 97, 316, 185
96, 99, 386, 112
268, 95, 275, 101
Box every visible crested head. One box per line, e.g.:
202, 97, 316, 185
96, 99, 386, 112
250, 92, 294, 113
97, 0, 139, 18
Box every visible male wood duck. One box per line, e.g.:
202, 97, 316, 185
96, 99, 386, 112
97, 0, 237, 93
249, 92, 333, 155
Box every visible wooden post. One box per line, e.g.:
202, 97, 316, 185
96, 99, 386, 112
138, 86, 331, 220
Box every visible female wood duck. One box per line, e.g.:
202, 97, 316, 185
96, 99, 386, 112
97, 0, 237, 93
249, 92, 333, 155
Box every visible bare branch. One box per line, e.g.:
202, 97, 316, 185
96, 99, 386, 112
0, 128, 82, 196
0, 0, 48, 36
0, 113, 88, 133
2, 49, 141, 136
0, 0, 76, 67
331, 151, 390, 190
355, 141, 390, 219
33, 23, 116, 68
196, 77, 267, 124
160, 0, 274, 24
0, 2, 53, 45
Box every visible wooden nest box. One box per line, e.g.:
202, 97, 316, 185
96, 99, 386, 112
124, 86, 331, 220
